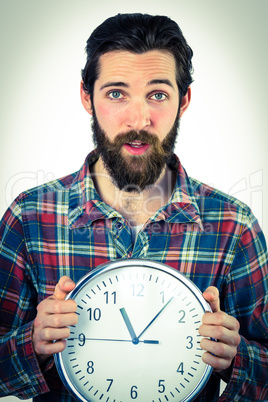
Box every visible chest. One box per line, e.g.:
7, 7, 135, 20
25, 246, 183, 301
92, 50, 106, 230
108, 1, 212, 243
26, 218, 237, 301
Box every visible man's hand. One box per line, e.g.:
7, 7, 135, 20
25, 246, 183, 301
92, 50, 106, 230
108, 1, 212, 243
199, 286, 241, 374
33, 276, 78, 365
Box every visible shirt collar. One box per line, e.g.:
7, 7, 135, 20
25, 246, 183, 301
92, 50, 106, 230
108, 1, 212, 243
68, 151, 203, 230
69, 150, 125, 229
147, 154, 203, 229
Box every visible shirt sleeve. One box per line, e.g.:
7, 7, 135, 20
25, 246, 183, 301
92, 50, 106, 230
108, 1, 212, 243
219, 209, 268, 401
0, 197, 50, 398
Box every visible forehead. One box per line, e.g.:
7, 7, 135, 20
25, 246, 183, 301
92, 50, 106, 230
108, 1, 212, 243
96, 50, 177, 86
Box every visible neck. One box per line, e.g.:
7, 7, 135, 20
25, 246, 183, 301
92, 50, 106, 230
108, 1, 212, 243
90, 157, 176, 226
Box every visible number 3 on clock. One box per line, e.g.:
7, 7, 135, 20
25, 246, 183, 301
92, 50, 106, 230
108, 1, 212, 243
186, 336, 193, 349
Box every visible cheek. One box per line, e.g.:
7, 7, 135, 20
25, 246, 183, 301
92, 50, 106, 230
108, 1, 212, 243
151, 108, 178, 136
95, 104, 124, 124
95, 103, 123, 133
95, 103, 113, 121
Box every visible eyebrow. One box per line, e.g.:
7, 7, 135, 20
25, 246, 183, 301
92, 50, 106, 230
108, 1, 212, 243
100, 79, 174, 91
147, 79, 174, 88
100, 81, 129, 90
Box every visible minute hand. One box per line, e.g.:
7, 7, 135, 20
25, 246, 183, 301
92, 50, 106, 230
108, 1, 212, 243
137, 297, 174, 340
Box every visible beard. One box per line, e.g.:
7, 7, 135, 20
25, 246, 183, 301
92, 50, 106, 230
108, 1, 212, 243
91, 109, 180, 193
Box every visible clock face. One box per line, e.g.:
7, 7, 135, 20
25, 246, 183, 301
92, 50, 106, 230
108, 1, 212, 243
55, 259, 213, 402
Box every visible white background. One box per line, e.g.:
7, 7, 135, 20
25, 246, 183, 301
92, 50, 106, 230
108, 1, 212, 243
0, 0, 267, 400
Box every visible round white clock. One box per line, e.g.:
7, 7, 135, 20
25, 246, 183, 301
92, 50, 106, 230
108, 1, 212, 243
54, 259, 213, 401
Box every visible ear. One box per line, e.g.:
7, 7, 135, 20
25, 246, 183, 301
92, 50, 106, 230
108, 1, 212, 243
179, 86, 191, 118
80, 81, 93, 116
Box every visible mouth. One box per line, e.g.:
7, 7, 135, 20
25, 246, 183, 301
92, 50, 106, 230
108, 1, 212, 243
128, 141, 145, 148
123, 141, 151, 155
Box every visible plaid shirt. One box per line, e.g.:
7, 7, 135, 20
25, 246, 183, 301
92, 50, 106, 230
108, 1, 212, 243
0, 150, 267, 401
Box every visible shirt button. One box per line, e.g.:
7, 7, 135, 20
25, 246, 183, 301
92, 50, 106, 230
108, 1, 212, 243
115, 222, 123, 230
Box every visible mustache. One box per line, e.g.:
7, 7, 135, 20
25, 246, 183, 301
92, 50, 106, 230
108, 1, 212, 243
111, 129, 177, 159
113, 130, 160, 147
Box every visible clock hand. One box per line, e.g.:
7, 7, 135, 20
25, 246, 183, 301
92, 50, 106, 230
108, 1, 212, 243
137, 296, 174, 340
69, 337, 159, 344
120, 307, 139, 343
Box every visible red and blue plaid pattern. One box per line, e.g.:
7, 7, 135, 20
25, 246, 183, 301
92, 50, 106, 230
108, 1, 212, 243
0, 150, 267, 401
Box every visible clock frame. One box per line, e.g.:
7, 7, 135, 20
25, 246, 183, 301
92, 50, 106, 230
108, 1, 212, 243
55, 259, 213, 401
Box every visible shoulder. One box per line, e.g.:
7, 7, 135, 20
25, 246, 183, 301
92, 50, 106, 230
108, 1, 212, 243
189, 177, 257, 228
19, 171, 78, 200
189, 177, 248, 208
1, 171, 79, 225
15, 151, 98, 209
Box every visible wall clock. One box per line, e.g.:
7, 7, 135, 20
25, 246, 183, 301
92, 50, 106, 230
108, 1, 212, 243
55, 259, 213, 401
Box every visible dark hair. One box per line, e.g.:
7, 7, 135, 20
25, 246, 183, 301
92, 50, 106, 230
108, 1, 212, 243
81, 13, 193, 103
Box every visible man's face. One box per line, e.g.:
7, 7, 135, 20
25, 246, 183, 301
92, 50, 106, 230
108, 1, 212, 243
88, 50, 182, 191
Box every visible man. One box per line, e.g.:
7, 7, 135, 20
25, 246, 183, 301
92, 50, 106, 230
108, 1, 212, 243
0, 13, 267, 401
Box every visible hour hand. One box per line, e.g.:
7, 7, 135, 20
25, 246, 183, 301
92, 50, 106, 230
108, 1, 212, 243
120, 307, 138, 343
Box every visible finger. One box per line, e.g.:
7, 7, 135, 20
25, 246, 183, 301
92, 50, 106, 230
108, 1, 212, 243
201, 311, 240, 332
40, 326, 71, 343
35, 339, 67, 357
53, 276, 76, 300
200, 322, 229, 344
36, 298, 77, 315
44, 312, 78, 329
200, 337, 238, 360
34, 319, 68, 342
202, 351, 231, 372
200, 324, 241, 349
202, 286, 220, 313
34, 316, 78, 359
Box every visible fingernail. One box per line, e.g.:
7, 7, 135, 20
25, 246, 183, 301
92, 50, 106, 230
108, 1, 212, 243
204, 290, 215, 297
66, 279, 75, 287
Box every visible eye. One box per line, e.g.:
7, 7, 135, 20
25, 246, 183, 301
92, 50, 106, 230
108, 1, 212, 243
150, 92, 168, 101
108, 91, 123, 99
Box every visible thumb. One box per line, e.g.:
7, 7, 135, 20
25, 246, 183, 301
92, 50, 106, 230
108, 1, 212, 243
203, 286, 220, 313
53, 276, 76, 300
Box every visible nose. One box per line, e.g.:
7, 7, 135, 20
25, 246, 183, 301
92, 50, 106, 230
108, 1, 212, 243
124, 99, 151, 131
